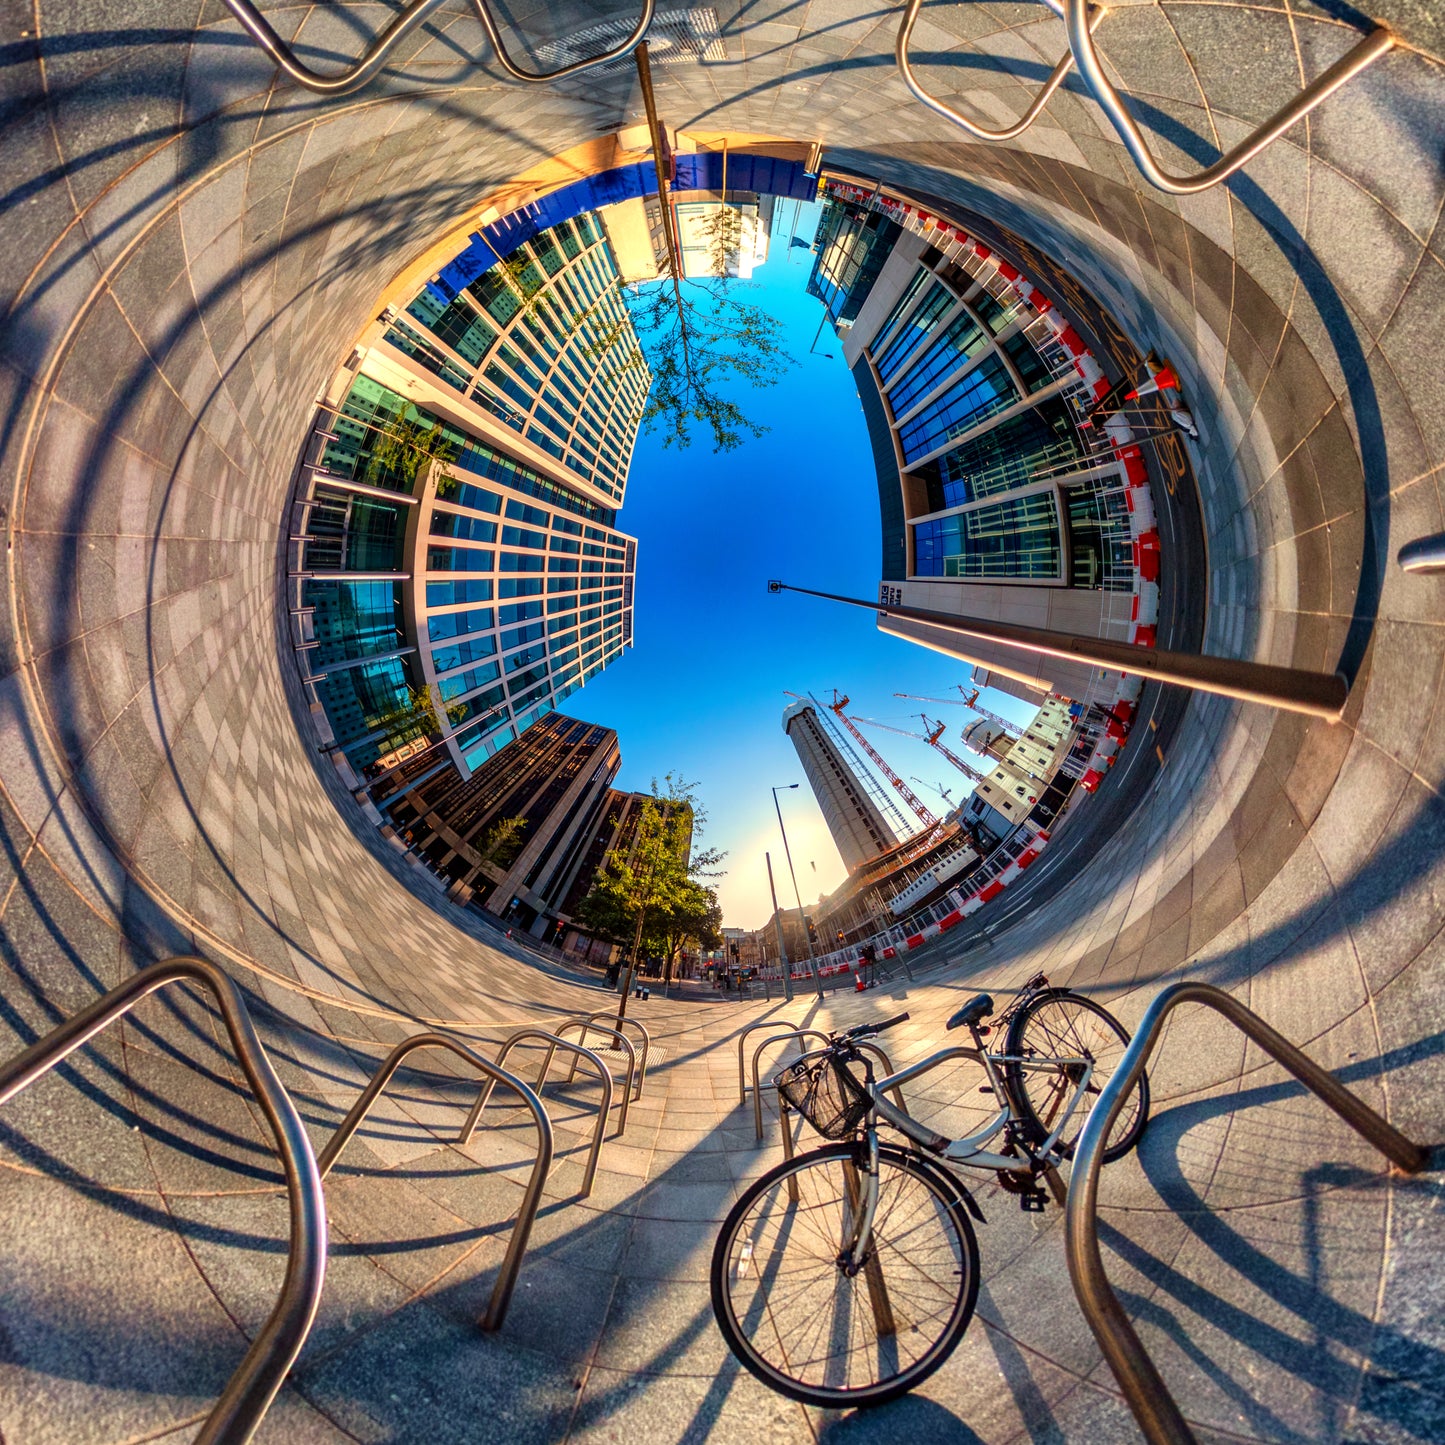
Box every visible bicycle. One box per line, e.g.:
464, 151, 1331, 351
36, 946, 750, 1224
709, 972, 1150, 1409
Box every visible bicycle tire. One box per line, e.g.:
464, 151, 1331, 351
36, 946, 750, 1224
1004, 989, 1149, 1162
710, 1142, 979, 1409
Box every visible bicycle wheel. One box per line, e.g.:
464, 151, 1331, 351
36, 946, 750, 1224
711, 1142, 979, 1409
1004, 989, 1149, 1162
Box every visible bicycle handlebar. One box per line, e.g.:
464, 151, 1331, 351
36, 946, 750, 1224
843, 1012, 910, 1041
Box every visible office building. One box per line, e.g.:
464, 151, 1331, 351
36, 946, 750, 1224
382, 210, 650, 504
387, 711, 621, 933
963, 697, 1077, 841
292, 217, 642, 778
783, 700, 897, 873
818, 187, 1156, 701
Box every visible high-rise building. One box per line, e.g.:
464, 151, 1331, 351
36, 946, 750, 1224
806, 201, 902, 323
783, 701, 897, 873
382, 210, 650, 504
387, 711, 621, 934
823, 186, 1156, 700
292, 216, 643, 779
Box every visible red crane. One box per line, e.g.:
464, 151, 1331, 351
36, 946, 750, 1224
851, 713, 990, 787
788, 691, 939, 830
894, 687, 1023, 738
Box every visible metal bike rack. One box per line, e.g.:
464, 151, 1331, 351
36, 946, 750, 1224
317, 1032, 553, 1331
1065, 981, 1431, 1445
751, 1030, 909, 1144
895, 0, 1395, 195
738, 1017, 807, 1105
529, 1020, 638, 1137
1062, 0, 1394, 196
895, 0, 1103, 144
220, 0, 655, 96
0, 957, 327, 1445
458, 1028, 612, 1196
569, 1012, 651, 1098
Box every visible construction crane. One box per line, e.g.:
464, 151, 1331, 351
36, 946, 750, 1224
850, 712, 990, 787
895, 687, 1023, 736
781, 691, 911, 837
811, 692, 940, 830
912, 777, 956, 807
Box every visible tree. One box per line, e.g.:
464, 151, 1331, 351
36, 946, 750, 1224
654, 881, 724, 986
575, 773, 724, 1021
363, 414, 459, 492
477, 815, 528, 872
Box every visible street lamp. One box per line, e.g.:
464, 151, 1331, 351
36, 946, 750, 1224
772, 784, 824, 999
808, 312, 835, 359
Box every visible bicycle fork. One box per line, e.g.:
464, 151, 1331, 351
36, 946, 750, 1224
839, 1135, 897, 1338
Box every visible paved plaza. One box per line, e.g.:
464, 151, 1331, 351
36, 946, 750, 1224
1, 0, 1444, 1440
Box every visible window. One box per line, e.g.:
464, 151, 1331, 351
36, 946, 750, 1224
875, 282, 954, 384
500, 525, 547, 550
911, 491, 1062, 581
886, 311, 988, 417
899, 355, 1016, 464
426, 545, 493, 572
430, 512, 496, 544
426, 579, 492, 607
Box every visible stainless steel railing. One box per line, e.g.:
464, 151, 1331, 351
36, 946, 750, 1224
895, 0, 1395, 195
220, 0, 655, 96
572, 1011, 652, 1098
1065, 981, 1430, 1445
316, 1032, 553, 1331
458, 1028, 613, 1196
738, 1016, 808, 1105
0, 957, 327, 1445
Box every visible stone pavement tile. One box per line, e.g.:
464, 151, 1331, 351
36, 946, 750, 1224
592, 1274, 731, 1379
569, 1361, 810, 1445
429, 1252, 616, 1370
324, 1169, 487, 1296
295, 1297, 578, 1445
618, 1215, 718, 1283
626, 1177, 737, 1224
0, 1170, 249, 1445
166, 1189, 415, 1363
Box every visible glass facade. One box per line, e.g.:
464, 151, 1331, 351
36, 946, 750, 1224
874, 281, 955, 385
912, 492, 1063, 581
919, 400, 1083, 511
806, 200, 902, 323
898, 355, 1016, 464
885, 308, 988, 417
383, 212, 648, 504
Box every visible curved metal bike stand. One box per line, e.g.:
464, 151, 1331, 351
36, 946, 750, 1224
896, 0, 1103, 144
220, 0, 655, 97
737, 1017, 807, 1106
458, 1028, 612, 1196
750, 1030, 911, 1144
1062, 0, 1395, 195
570, 1011, 650, 1098
1065, 981, 1430, 1445
539, 1020, 637, 1137
316, 1033, 553, 1331
0, 956, 327, 1445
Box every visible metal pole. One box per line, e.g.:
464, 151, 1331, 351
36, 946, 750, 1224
765, 851, 794, 1003
768, 581, 1349, 721
774, 788, 824, 999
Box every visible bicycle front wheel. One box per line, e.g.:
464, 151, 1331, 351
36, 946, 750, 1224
1004, 989, 1149, 1162
710, 1142, 979, 1409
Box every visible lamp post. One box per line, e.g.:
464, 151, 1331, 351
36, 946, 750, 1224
772, 784, 824, 999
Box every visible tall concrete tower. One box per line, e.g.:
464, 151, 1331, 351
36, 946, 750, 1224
783, 701, 896, 873
962, 716, 1017, 762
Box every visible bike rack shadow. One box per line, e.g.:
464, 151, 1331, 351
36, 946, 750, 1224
0, 957, 327, 1445
317, 1032, 553, 1332
1065, 980, 1433, 1445
458, 1027, 612, 1195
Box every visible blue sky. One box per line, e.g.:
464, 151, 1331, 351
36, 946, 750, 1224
571, 202, 1037, 928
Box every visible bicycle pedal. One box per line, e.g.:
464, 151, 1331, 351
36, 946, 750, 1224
1018, 1189, 1047, 1214
978, 1085, 993, 1094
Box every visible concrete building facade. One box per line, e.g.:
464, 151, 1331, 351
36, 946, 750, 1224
783, 700, 897, 873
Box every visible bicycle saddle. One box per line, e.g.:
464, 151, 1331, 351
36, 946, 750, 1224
946, 994, 994, 1030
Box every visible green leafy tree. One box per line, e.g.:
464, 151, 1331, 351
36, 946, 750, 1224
477, 815, 528, 872
577, 774, 724, 1020
363, 415, 459, 492
655, 880, 724, 985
